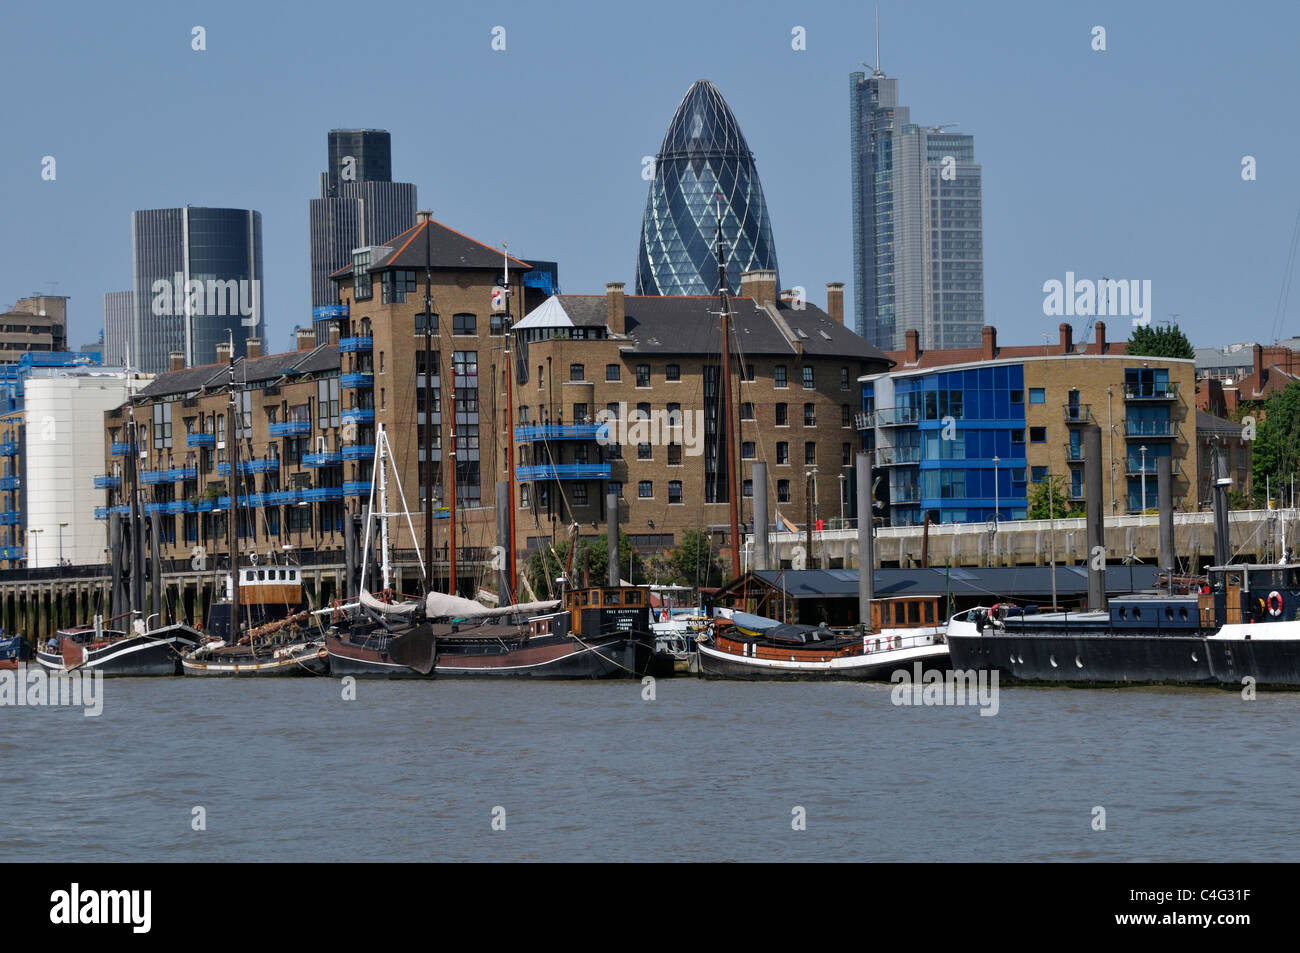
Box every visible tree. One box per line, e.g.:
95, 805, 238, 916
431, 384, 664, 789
521, 529, 643, 596
1027, 474, 1078, 521
1126, 323, 1195, 360
1250, 380, 1300, 506
667, 529, 725, 587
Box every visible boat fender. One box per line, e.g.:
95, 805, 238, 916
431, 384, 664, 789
1267, 590, 1284, 618
317, 647, 328, 659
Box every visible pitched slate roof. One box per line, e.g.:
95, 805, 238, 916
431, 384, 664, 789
542, 294, 889, 362
329, 217, 530, 278
743, 566, 1161, 599
134, 346, 340, 399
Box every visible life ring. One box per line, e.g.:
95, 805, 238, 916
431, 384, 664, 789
1267, 590, 1284, 618
317, 647, 328, 659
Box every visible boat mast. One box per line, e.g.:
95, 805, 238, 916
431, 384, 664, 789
125, 406, 143, 622
502, 243, 517, 599
422, 219, 434, 593
377, 423, 391, 590
715, 200, 741, 579
226, 335, 241, 638
446, 341, 458, 596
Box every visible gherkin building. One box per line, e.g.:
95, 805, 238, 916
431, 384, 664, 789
636, 80, 780, 296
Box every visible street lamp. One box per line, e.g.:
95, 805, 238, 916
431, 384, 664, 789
992, 456, 1000, 522
838, 472, 846, 525
28, 528, 43, 567
1139, 445, 1148, 516
58, 521, 68, 565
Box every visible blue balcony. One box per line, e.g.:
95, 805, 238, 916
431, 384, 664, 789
0, 475, 19, 490
269, 420, 311, 437
0, 510, 20, 525
341, 444, 376, 461
0, 546, 22, 560
339, 336, 373, 353
143, 502, 169, 514
110, 442, 130, 456
186, 432, 216, 448
341, 408, 374, 425
516, 463, 611, 481
141, 467, 198, 485
341, 372, 374, 390
1125, 419, 1179, 438
190, 498, 231, 513
313, 304, 348, 322
343, 480, 373, 496
303, 451, 343, 467
166, 500, 189, 514
300, 487, 344, 502
217, 459, 278, 476
515, 424, 600, 441
93, 475, 120, 489
3, 440, 23, 456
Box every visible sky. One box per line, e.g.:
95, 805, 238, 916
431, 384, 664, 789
3, 0, 1299, 355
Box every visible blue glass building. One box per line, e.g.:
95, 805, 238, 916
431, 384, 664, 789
636, 80, 779, 296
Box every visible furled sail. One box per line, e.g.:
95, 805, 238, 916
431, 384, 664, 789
425, 591, 559, 619
359, 588, 422, 616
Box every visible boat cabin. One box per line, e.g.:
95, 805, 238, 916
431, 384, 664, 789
563, 586, 650, 637
868, 596, 943, 633
1203, 564, 1300, 627
226, 567, 303, 607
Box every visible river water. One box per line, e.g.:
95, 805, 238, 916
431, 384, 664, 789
3, 673, 1297, 862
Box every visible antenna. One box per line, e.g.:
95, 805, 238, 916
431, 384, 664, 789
875, 3, 880, 75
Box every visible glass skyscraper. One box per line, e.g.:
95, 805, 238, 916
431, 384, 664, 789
131, 207, 263, 372
850, 70, 984, 351
310, 129, 416, 315
636, 80, 779, 296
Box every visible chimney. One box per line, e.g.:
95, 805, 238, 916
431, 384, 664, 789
245, 338, 262, 360
215, 342, 232, 365
606, 281, 626, 335
328, 323, 341, 347
296, 327, 316, 351
416, 209, 433, 224
739, 269, 777, 308
168, 350, 184, 372
1253, 342, 1264, 383
1059, 322, 1073, 354
904, 328, 920, 365
981, 325, 997, 361
826, 282, 844, 324
1094, 321, 1106, 353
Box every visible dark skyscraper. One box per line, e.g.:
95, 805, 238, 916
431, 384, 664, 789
636, 80, 779, 297
131, 207, 263, 373
310, 129, 416, 317
850, 69, 984, 350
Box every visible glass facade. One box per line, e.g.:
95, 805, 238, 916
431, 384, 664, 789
636, 80, 779, 296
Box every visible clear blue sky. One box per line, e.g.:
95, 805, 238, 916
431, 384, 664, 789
3, 0, 1298, 354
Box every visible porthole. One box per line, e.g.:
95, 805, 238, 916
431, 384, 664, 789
1075, 656, 1083, 668
1134, 607, 1142, 620
1050, 654, 1058, 668
1179, 607, 1189, 621
1119, 607, 1127, 620
1165, 606, 1174, 621
1191, 651, 1198, 662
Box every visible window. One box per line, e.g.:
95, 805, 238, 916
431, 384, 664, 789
153, 402, 172, 449
569, 363, 585, 381
1031, 466, 1049, 482
840, 368, 850, 391
573, 403, 588, 423
775, 403, 788, 426
352, 250, 372, 300
382, 269, 416, 304
1011, 429, 1025, 445
605, 364, 621, 381
741, 441, 755, 459
453, 313, 476, 335
638, 443, 651, 460
668, 481, 682, 504
537, 366, 543, 390
740, 402, 755, 420
1029, 388, 1046, 404
415, 312, 438, 334
572, 483, 587, 506
636, 364, 650, 387
776, 442, 788, 464
742, 479, 753, 498
805, 442, 816, 465
638, 480, 653, 498
667, 443, 682, 465
380, 387, 386, 411
489, 314, 507, 335
605, 401, 619, 419
743, 364, 755, 382
1030, 427, 1046, 443
774, 365, 787, 388
666, 402, 681, 425
842, 442, 851, 466
520, 484, 530, 508
636, 401, 651, 419
802, 366, 814, 389
841, 404, 851, 427
804, 403, 816, 426
778, 479, 791, 503
610, 481, 623, 498
665, 364, 680, 381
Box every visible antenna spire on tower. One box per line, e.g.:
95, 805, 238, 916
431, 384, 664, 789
875, 3, 880, 74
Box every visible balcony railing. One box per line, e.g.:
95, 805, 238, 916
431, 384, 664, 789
516, 463, 612, 481
514, 424, 600, 441
0, 546, 22, 561
1063, 404, 1093, 424
1124, 419, 1180, 438
341, 408, 374, 425
269, 420, 312, 437
93, 475, 120, 489
186, 432, 216, 448
0, 475, 20, 490
877, 445, 922, 466
109, 442, 130, 456
853, 411, 873, 431
892, 484, 922, 502
1122, 381, 1180, 400
343, 480, 374, 496
341, 444, 377, 461
339, 336, 373, 353
873, 406, 921, 427
1125, 459, 1182, 476
217, 459, 278, 476
0, 510, 21, 525
1068, 485, 1085, 501
1065, 444, 1084, 461
299, 487, 344, 502
303, 451, 343, 467
313, 304, 348, 322
141, 467, 198, 485
341, 372, 374, 389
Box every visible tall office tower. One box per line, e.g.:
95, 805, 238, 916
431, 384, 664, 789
636, 80, 780, 296
309, 129, 416, 320
850, 69, 984, 350
131, 207, 264, 372
103, 290, 132, 368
